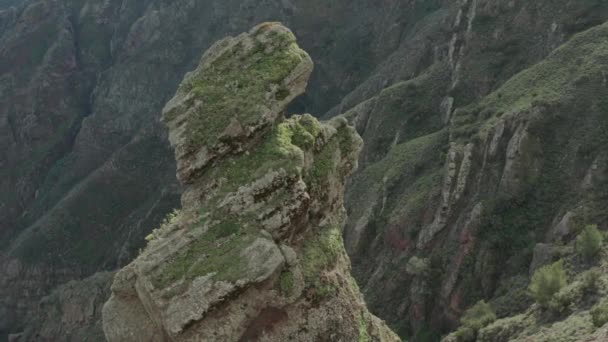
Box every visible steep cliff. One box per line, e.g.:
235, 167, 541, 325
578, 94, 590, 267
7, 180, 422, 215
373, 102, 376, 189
343, 1, 608, 339
102, 23, 398, 342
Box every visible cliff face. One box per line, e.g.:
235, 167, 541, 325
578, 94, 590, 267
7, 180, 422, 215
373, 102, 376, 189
342, 0, 608, 339
102, 23, 398, 342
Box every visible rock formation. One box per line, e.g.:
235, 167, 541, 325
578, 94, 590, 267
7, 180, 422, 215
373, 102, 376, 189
102, 23, 399, 342
3, 0, 608, 340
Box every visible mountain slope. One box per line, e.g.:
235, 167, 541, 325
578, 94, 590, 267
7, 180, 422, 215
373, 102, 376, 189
2, 0, 608, 340
344, 3, 608, 339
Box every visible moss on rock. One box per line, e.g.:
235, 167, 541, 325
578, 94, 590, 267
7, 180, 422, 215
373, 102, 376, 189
169, 26, 307, 151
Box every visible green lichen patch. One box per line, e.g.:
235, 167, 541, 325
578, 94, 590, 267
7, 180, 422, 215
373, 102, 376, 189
358, 313, 372, 342
149, 113, 330, 289
453, 300, 497, 340
300, 225, 344, 282
150, 114, 330, 289
278, 270, 295, 296
211, 117, 316, 195
177, 29, 307, 151
307, 137, 338, 190
305, 120, 359, 193
308, 278, 338, 303
480, 309, 595, 342
152, 218, 256, 288
590, 301, 608, 327
289, 114, 322, 150
146, 209, 181, 242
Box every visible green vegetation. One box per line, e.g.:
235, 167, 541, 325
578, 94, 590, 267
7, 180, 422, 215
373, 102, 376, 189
453, 300, 497, 341
289, 115, 322, 150
152, 218, 255, 288
12, 137, 173, 269
300, 225, 343, 281
490, 275, 533, 317
348, 63, 449, 161
358, 313, 371, 342
476, 313, 529, 342
312, 281, 337, 300
452, 21, 608, 142
307, 122, 360, 192
406, 256, 430, 276
576, 224, 603, 260
581, 268, 601, 295
26, 21, 58, 67
211, 115, 322, 195
478, 195, 540, 259
478, 310, 596, 342
412, 323, 441, 342
528, 260, 567, 308
146, 209, 181, 242
347, 130, 446, 238
547, 268, 601, 314
308, 137, 338, 189
297, 222, 347, 302
167, 27, 307, 150
279, 270, 295, 296
590, 301, 608, 328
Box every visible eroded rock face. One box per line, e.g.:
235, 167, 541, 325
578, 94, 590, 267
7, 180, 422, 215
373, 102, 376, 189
102, 23, 399, 342
343, 5, 608, 337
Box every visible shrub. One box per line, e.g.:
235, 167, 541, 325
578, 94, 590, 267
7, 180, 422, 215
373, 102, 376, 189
406, 256, 430, 276
581, 268, 601, 295
576, 224, 603, 261
454, 300, 497, 341
145, 209, 180, 242
547, 284, 578, 314
528, 260, 567, 307
453, 326, 476, 342
590, 301, 608, 327
546, 268, 602, 314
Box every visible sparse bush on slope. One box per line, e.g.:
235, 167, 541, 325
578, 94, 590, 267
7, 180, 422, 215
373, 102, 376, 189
591, 301, 608, 328
576, 224, 603, 261
453, 300, 497, 341
528, 260, 567, 308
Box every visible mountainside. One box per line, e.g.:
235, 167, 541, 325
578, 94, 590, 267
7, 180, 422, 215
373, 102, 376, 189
1, 0, 608, 341
0, 0, 447, 338
341, 1, 608, 339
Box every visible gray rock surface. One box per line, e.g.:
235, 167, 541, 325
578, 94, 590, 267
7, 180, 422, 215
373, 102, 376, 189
102, 23, 399, 342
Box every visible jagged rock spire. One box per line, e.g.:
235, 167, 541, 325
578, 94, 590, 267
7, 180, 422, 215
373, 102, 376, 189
102, 22, 399, 342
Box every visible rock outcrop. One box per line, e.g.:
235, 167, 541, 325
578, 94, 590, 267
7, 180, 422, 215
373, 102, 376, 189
102, 23, 399, 342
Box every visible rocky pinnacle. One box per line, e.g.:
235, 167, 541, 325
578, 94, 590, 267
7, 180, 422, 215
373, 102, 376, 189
102, 22, 399, 342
